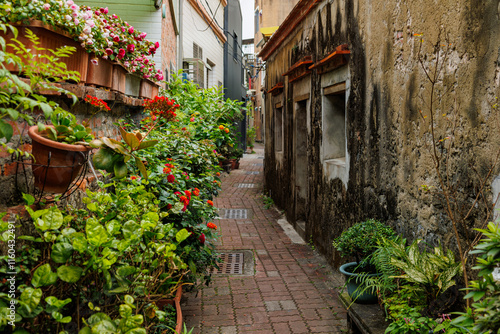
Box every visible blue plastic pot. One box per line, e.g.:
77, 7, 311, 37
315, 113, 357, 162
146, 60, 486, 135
339, 262, 380, 304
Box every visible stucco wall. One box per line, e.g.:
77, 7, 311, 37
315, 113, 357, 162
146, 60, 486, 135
263, 0, 500, 267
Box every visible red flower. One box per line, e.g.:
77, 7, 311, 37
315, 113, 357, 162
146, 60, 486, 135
207, 222, 217, 230
185, 190, 192, 199
118, 48, 126, 59
199, 233, 205, 245
163, 167, 171, 174
127, 44, 135, 52
113, 36, 120, 43
207, 200, 214, 206
166, 204, 172, 210
167, 174, 175, 183
193, 188, 200, 196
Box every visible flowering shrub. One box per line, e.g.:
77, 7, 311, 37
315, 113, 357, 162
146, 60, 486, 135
143, 96, 180, 123
84, 94, 110, 112
0, 0, 164, 81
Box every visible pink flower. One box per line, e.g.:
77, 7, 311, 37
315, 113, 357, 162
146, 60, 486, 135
143, 74, 151, 79
113, 36, 120, 43
105, 48, 113, 55
112, 14, 118, 19
122, 27, 126, 33
100, 7, 108, 14
90, 58, 98, 65
190, 117, 194, 122
127, 44, 135, 52
118, 48, 126, 59
128, 26, 134, 34
139, 32, 147, 39
43, 3, 50, 10
143, 58, 149, 64
74, 18, 79, 24
67, 0, 74, 5
155, 41, 160, 49
65, 15, 72, 21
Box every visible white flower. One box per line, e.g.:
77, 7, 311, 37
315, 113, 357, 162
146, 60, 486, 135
65, 15, 72, 22
107, 41, 113, 47
74, 18, 79, 25
67, 0, 74, 5
83, 26, 91, 34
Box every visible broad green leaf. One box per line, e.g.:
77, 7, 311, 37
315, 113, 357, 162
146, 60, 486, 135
123, 314, 143, 328
86, 218, 109, 246
0, 119, 14, 142
51, 242, 73, 263
125, 133, 140, 149
22, 193, 35, 205
137, 140, 158, 150
57, 266, 83, 283
20, 287, 42, 313
45, 296, 71, 309
122, 221, 141, 241
119, 304, 133, 318
176, 229, 191, 243
124, 328, 147, 334
91, 320, 117, 333
124, 295, 135, 306
135, 158, 147, 179
116, 266, 136, 277
78, 327, 92, 334
32, 264, 58, 288
71, 232, 88, 252
42, 207, 64, 230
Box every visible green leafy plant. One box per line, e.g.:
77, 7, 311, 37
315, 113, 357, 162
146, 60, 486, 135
261, 193, 274, 209
333, 219, 396, 271
452, 221, 500, 333
37, 109, 93, 144
246, 126, 256, 150
0, 23, 79, 157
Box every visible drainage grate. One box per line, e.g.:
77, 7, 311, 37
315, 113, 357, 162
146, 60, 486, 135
237, 183, 256, 188
252, 163, 264, 166
215, 252, 244, 274
224, 209, 248, 219
258, 157, 264, 159
246, 171, 260, 175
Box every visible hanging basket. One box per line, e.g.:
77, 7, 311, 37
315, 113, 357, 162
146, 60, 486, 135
28, 126, 92, 193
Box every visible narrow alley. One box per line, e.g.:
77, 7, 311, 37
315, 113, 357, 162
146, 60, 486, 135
182, 144, 348, 333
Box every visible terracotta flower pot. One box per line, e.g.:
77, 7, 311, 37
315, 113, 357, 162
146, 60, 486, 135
28, 126, 92, 193
154, 286, 183, 334
111, 63, 127, 94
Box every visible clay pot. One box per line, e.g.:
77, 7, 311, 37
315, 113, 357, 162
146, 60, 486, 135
86, 56, 113, 88
139, 78, 159, 99
154, 286, 183, 333
28, 126, 92, 193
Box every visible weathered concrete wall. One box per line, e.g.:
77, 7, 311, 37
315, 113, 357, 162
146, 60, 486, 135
263, 0, 500, 267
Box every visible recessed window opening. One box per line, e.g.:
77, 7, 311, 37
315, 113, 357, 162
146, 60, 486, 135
275, 107, 283, 152
323, 88, 346, 162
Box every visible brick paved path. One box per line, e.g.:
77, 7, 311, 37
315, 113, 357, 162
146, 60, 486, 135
181, 144, 348, 333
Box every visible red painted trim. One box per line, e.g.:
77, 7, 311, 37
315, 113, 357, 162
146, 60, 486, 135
282, 56, 313, 76
309, 45, 350, 70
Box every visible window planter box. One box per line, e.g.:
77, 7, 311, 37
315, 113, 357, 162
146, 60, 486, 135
3, 20, 89, 82
139, 78, 159, 99
86, 55, 113, 88
125, 73, 142, 97
111, 63, 127, 94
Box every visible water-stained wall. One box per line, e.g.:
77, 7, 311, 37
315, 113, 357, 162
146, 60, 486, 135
263, 0, 500, 267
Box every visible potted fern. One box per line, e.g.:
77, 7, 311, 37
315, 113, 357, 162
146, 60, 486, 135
333, 219, 396, 304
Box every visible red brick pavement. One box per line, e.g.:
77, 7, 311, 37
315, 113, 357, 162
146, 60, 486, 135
181, 144, 348, 333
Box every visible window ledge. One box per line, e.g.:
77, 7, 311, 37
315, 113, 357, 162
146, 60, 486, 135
324, 157, 346, 167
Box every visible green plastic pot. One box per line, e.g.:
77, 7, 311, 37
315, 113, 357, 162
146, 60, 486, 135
339, 262, 380, 304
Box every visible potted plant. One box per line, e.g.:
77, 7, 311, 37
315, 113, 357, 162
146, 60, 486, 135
230, 147, 244, 169
333, 219, 396, 304
28, 109, 94, 193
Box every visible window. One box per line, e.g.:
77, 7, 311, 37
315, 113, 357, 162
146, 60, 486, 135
275, 106, 283, 152
254, 8, 259, 35
233, 32, 238, 61
193, 42, 203, 60
322, 87, 346, 161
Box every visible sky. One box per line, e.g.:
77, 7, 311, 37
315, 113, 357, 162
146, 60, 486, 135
240, 0, 255, 40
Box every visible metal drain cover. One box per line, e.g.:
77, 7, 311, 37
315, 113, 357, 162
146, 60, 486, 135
224, 209, 248, 219
237, 183, 255, 188
215, 252, 244, 274
246, 171, 259, 175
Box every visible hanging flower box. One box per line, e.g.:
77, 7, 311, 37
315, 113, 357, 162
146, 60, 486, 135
86, 55, 113, 88
111, 63, 128, 94
3, 20, 89, 82
125, 73, 142, 97
139, 78, 160, 99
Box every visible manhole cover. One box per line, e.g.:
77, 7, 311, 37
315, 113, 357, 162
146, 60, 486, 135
224, 209, 248, 219
215, 252, 244, 274
246, 171, 259, 175
237, 183, 255, 188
